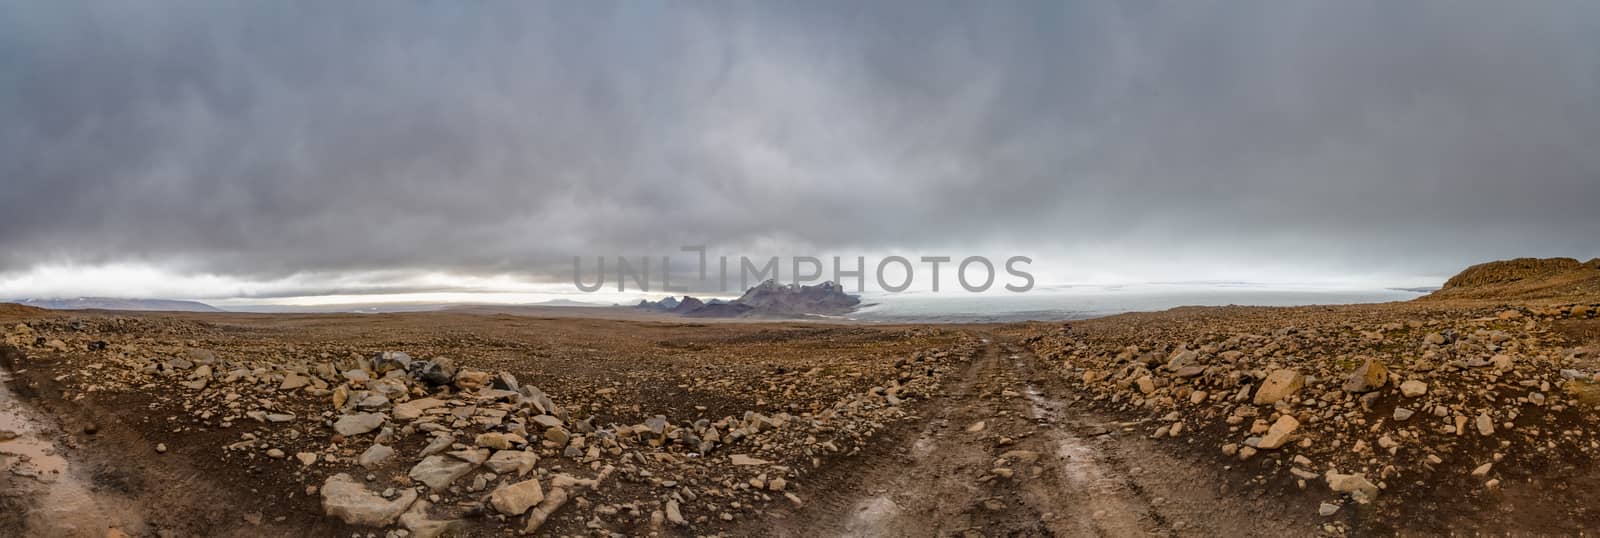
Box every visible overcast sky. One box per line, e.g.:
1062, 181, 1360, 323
2, 1, 1598, 301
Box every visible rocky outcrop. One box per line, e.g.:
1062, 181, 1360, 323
734, 280, 860, 316
1423, 257, 1600, 301
669, 296, 706, 314
634, 280, 861, 318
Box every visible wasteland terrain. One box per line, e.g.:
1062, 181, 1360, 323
1, 258, 1599, 537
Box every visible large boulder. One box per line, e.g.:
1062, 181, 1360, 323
1253, 369, 1305, 405
321, 473, 417, 527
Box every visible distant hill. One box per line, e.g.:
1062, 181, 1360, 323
530, 298, 605, 307
1421, 257, 1600, 301
11, 297, 224, 312
0, 303, 51, 318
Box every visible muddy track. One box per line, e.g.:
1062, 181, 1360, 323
0, 345, 351, 538
754, 332, 1326, 537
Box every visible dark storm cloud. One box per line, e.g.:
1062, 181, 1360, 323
1, 0, 1597, 288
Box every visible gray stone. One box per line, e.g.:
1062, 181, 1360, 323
372, 351, 413, 374
398, 499, 468, 538
393, 397, 447, 420
359, 444, 395, 469
333, 413, 386, 436
408, 455, 478, 491
485, 450, 539, 476
409, 358, 457, 386
321, 473, 417, 527
419, 434, 454, 457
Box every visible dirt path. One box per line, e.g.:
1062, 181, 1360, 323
0, 351, 144, 537
757, 333, 1326, 537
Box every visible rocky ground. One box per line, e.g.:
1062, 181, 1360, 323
0, 308, 979, 537
1026, 300, 1600, 535
1, 289, 1599, 536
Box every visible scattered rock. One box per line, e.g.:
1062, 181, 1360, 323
1343, 358, 1389, 393
1259, 415, 1300, 449
489, 478, 545, 516
333, 413, 386, 436
1254, 369, 1305, 405
358, 444, 395, 469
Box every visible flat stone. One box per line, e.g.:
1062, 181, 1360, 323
359, 444, 395, 469
730, 454, 771, 466
475, 432, 526, 450
1400, 380, 1427, 398
321, 473, 418, 527
408, 455, 478, 491
419, 434, 454, 457
393, 398, 447, 420
1326, 472, 1379, 502
280, 373, 311, 391
485, 450, 539, 476
333, 413, 386, 436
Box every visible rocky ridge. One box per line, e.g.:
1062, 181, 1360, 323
1423, 257, 1600, 301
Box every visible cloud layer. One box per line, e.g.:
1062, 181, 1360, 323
2, 1, 1597, 296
